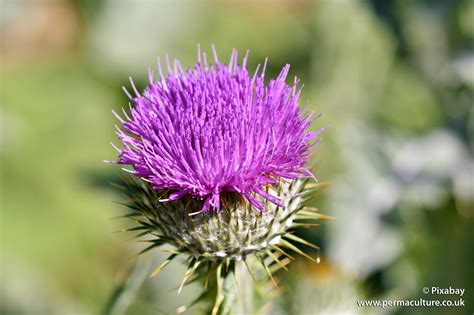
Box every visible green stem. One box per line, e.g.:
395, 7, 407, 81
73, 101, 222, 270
219, 261, 262, 315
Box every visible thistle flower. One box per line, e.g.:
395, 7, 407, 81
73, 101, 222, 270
113, 46, 321, 214
109, 47, 329, 314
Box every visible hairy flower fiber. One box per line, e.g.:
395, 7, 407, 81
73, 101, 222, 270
112, 47, 321, 214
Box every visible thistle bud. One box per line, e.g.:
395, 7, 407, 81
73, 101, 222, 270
109, 47, 327, 314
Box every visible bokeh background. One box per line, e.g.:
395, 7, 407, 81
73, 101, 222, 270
1, 0, 473, 314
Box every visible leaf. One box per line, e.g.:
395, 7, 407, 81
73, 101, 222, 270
103, 257, 152, 315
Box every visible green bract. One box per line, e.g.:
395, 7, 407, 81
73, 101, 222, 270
115, 176, 330, 314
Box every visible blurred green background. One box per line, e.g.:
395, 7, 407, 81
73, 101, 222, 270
1, 0, 473, 314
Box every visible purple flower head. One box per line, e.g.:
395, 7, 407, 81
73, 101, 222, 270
112, 47, 321, 214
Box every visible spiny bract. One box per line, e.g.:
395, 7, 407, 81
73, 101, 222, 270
118, 176, 325, 261
115, 175, 329, 314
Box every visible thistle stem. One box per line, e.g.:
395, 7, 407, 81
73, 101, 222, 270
218, 261, 260, 315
